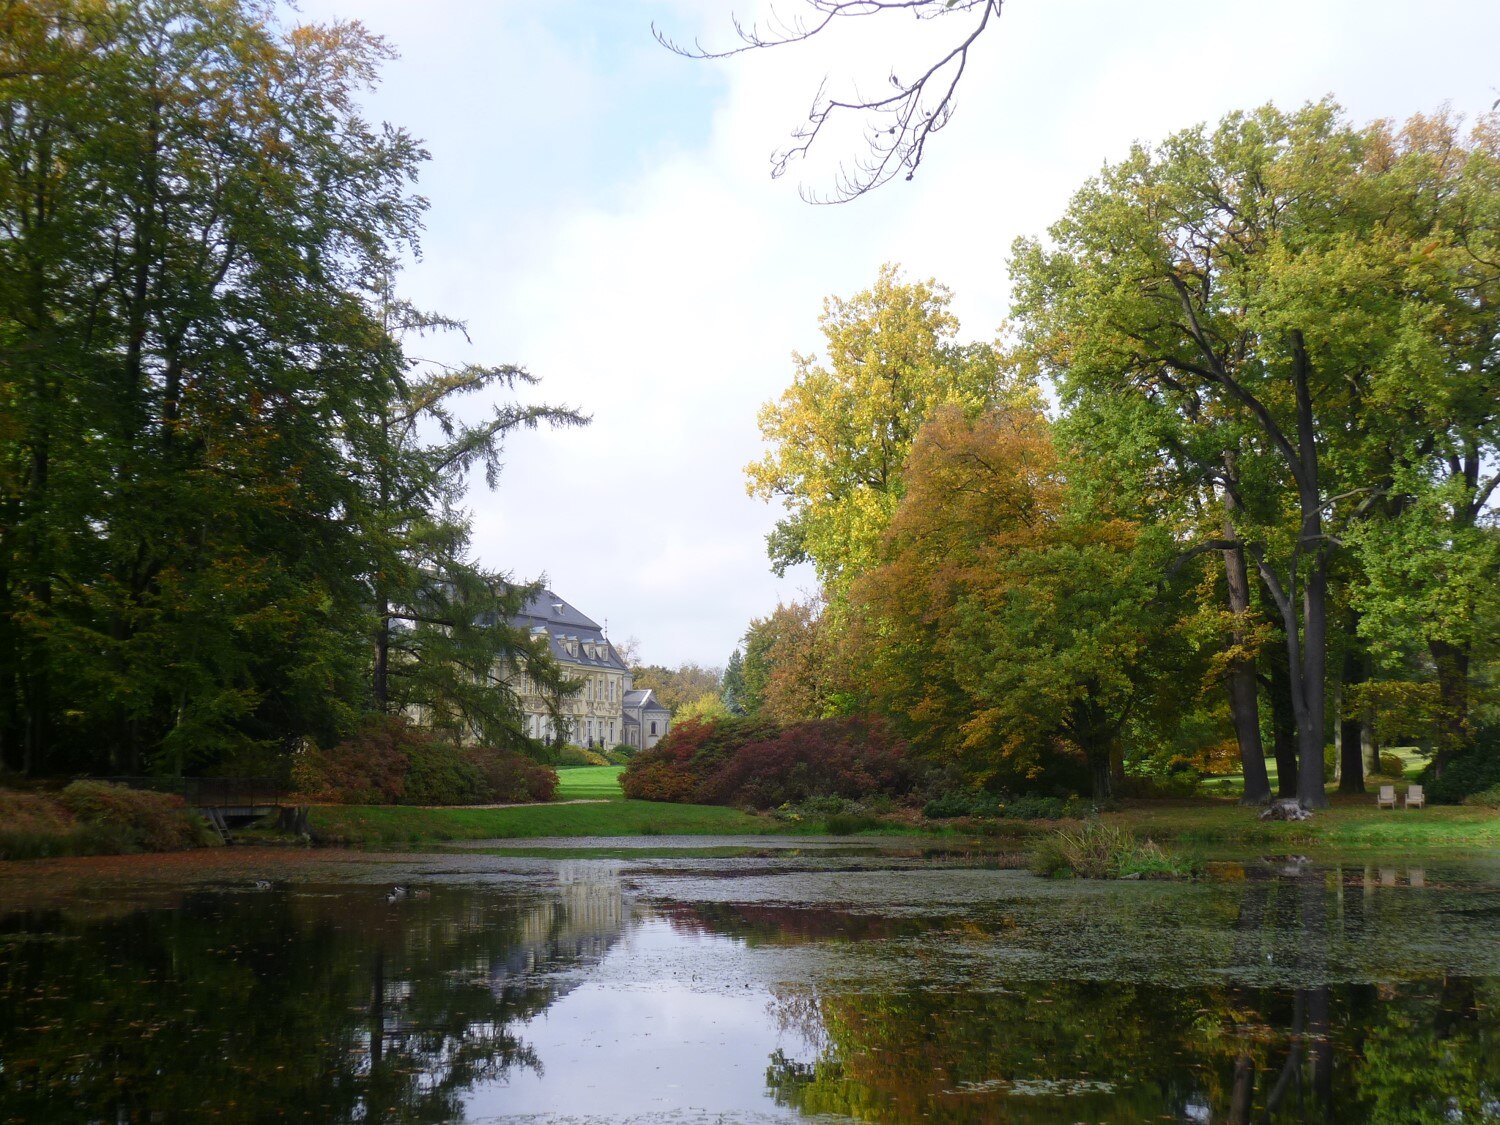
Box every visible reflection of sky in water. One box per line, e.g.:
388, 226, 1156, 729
475, 920, 812, 1120
1, 850, 1497, 1122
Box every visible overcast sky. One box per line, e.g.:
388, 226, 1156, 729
295, 0, 1500, 670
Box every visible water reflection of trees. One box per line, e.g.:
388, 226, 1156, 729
754, 864, 1499, 1123
0, 865, 627, 1122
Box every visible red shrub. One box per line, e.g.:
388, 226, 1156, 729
703, 717, 913, 808
293, 715, 557, 805
621, 714, 912, 809
465, 745, 558, 803
292, 715, 417, 803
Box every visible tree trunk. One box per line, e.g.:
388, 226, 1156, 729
1428, 638, 1470, 776
1089, 753, 1112, 803
1265, 631, 1300, 798
1290, 332, 1328, 808
372, 594, 390, 711
1338, 611, 1366, 795
1223, 528, 1270, 805
1298, 556, 1330, 807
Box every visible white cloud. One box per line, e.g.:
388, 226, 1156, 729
297, 0, 1500, 667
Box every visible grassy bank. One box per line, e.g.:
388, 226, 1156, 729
306, 798, 780, 845
1099, 801, 1500, 850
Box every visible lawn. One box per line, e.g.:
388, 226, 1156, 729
307, 796, 780, 845
1101, 799, 1500, 850
297, 756, 1499, 851
554, 765, 626, 801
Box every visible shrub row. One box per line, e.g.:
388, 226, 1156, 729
923, 793, 1084, 821
292, 715, 556, 805
0, 782, 213, 860
620, 715, 914, 809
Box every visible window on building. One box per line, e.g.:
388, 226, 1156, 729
650, 720, 657, 736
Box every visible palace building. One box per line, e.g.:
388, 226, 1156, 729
508, 590, 669, 751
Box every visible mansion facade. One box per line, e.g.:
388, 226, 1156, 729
509, 590, 670, 751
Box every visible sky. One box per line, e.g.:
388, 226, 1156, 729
295, 0, 1500, 670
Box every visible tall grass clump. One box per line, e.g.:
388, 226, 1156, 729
1029, 820, 1197, 880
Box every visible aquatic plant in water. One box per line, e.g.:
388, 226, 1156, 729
1028, 820, 1197, 879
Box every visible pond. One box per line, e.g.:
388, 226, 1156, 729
1, 843, 1497, 1122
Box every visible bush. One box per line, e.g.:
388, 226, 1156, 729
607, 743, 636, 765
922, 792, 1073, 820
825, 812, 881, 835
1377, 751, 1406, 778
1420, 726, 1500, 804
620, 716, 777, 802
1115, 772, 1201, 799
465, 746, 558, 803
621, 715, 913, 809
554, 745, 611, 768
292, 715, 555, 805
1463, 783, 1500, 809
292, 716, 414, 803
58, 781, 212, 853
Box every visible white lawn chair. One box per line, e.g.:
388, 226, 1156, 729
1376, 785, 1397, 809
1405, 784, 1425, 810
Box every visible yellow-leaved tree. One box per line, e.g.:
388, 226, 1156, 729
746, 264, 1006, 594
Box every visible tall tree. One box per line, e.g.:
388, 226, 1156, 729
0, 1, 571, 775
747, 262, 1002, 594
854, 405, 1198, 799
1011, 101, 1488, 806
358, 294, 583, 748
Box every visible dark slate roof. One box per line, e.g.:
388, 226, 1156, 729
623, 688, 669, 713
510, 589, 628, 672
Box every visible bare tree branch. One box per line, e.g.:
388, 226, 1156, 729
654, 1, 1003, 203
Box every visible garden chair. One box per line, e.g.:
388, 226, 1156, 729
1405, 784, 1425, 810
1377, 785, 1397, 809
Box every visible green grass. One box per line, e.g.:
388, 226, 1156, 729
308, 797, 779, 845
554, 765, 625, 801
1100, 801, 1500, 850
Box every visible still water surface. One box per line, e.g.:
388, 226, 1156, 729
1, 842, 1497, 1122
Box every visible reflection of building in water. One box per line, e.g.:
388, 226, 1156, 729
484, 863, 629, 993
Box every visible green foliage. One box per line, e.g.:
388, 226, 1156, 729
823, 812, 881, 835
1462, 783, 1500, 809
1378, 751, 1406, 779
746, 263, 1009, 590
1420, 726, 1500, 803
922, 792, 1076, 820
0, 0, 577, 780
553, 745, 611, 768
